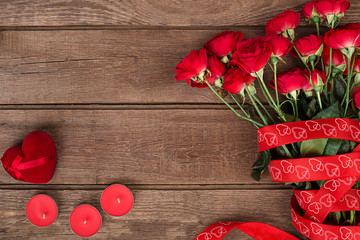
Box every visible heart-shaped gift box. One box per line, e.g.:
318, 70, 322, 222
1, 131, 56, 183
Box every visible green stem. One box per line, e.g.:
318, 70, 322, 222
273, 62, 280, 108
252, 94, 276, 124
316, 23, 320, 36
293, 45, 311, 72
344, 56, 352, 117
256, 75, 287, 122
294, 97, 299, 118
316, 91, 323, 110
229, 93, 250, 118
246, 86, 269, 125
350, 211, 356, 226
204, 80, 264, 127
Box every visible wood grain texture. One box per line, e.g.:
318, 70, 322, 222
0, 0, 358, 27
0, 29, 301, 104
0, 108, 274, 185
0, 189, 300, 240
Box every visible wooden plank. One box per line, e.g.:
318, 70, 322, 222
0, 188, 299, 239
0, 108, 273, 185
0, 29, 300, 104
0, 0, 358, 27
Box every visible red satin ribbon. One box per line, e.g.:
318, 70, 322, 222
195, 118, 360, 240
195, 222, 298, 240
2, 154, 53, 182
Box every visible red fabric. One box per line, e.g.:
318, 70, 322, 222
1, 131, 56, 183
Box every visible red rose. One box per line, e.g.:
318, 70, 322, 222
294, 35, 324, 57
302, 1, 320, 20
222, 67, 256, 94
322, 43, 346, 67
262, 36, 292, 57
204, 31, 243, 58
230, 37, 272, 74
352, 87, 360, 110
316, 0, 350, 22
269, 68, 308, 95
324, 29, 360, 50
174, 48, 208, 88
206, 56, 227, 84
304, 69, 326, 90
342, 23, 360, 31
265, 10, 300, 40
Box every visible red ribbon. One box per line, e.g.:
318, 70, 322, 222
2, 154, 53, 182
195, 118, 360, 240
195, 222, 298, 240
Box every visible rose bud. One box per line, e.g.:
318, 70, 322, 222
304, 69, 326, 92
315, 0, 350, 26
204, 31, 243, 63
269, 68, 308, 99
322, 43, 346, 74
206, 56, 227, 87
353, 87, 360, 111
230, 37, 272, 75
222, 67, 256, 96
294, 35, 324, 63
265, 10, 301, 41
324, 29, 360, 58
174, 48, 208, 88
262, 36, 293, 63
302, 0, 321, 24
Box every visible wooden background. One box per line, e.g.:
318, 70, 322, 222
0, 0, 359, 239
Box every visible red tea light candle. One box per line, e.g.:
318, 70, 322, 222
70, 205, 102, 237
26, 194, 58, 227
100, 184, 134, 216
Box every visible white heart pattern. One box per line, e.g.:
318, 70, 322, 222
269, 166, 282, 181
280, 160, 294, 173
300, 191, 314, 204
264, 133, 278, 146
335, 118, 349, 131
299, 222, 310, 237
340, 227, 353, 240
295, 165, 310, 180
308, 202, 322, 214
310, 222, 324, 236
323, 179, 341, 192
305, 120, 321, 131
338, 155, 353, 168
319, 193, 337, 208
276, 124, 291, 136
350, 125, 360, 140
322, 124, 337, 137
292, 127, 307, 139
210, 226, 227, 238
345, 195, 359, 209
309, 158, 324, 172
354, 159, 360, 173
196, 232, 212, 240
325, 163, 340, 178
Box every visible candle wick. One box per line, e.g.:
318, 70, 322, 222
117, 198, 121, 204
42, 214, 46, 219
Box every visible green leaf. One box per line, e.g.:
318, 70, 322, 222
300, 138, 328, 157
306, 98, 318, 119
337, 140, 350, 154
312, 102, 340, 119
251, 150, 271, 181
323, 138, 342, 156
335, 78, 346, 100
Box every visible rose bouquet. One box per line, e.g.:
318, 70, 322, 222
174, 0, 360, 239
